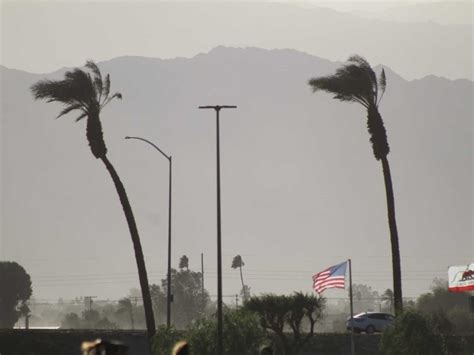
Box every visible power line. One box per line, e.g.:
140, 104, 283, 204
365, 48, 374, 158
32, 275, 446, 287
30, 268, 447, 282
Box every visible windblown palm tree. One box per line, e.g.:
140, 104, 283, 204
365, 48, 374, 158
308, 56, 403, 315
31, 61, 156, 336
231, 255, 248, 301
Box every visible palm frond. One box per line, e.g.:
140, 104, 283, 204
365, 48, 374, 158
337, 64, 374, 102
31, 80, 76, 103
86, 60, 103, 101
85, 60, 101, 78
379, 68, 386, 92
75, 112, 88, 122
348, 55, 378, 98
103, 74, 111, 101
309, 73, 370, 108
87, 72, 98, 102
308, 55, 380, 108
31, 68, 97, 108
31, 61, 119, 125
102, 92, 122, 108
377, 68, 387, 106
61, 69, 96, 105
56, 103, 84, 119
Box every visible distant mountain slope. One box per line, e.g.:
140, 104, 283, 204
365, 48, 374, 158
2, 2, 472, 79
1, 47, 471, 300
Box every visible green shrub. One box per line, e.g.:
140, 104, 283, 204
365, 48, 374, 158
186, 316, 216, 354
379, 310, 445, 355
187, 309, 265, 355
428, 310, 454, 335
446, 307, 474, 334
152, 325, 183, 355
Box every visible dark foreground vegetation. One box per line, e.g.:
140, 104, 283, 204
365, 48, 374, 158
1, 329, 473, 355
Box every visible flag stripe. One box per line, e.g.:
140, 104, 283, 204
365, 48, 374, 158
312, 261, 347, 294
315, 282, 344, 290
314, 279, 345, 286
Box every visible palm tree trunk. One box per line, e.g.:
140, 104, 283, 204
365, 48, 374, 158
87, 111, 108, 159
381, 157, 403, 315
101, 155, 156, 337
239, 265, 245, 301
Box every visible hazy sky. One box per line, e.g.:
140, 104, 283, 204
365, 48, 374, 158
1, 1, 472, 75
1, 0, 473, 304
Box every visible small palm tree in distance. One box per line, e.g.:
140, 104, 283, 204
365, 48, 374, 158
232, 255, 248, 302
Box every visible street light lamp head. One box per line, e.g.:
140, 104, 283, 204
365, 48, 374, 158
199, 105, 237, 111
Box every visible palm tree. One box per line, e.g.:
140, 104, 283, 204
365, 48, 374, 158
231, 255, 248, 301
308, 55, 403, 315
116, 297, 135, 329
179, 255, 189, 271
30, 61, 156, 336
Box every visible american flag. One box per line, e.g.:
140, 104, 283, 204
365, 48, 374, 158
312, 261, 347, 293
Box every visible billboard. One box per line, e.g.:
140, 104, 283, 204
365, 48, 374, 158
448, 263, 474, 292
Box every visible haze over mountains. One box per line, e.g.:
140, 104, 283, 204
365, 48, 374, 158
2, 2, 472, 80
1, 47, 472, 301
325, 1, 472, 25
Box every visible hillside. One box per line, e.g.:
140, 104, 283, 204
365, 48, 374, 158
1, 47, 472, 300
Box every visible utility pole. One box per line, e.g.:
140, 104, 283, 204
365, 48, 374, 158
349, 259, 355, 355
125, 136, 173, 329
130, 296, 140, 306
235, 294, 239, 308
84, 296, 97, 311
201, 252, 205, 309
198, 105, 237, 355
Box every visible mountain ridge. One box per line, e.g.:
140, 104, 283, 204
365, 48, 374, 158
2, 47, 471, 85
1, 46, 471, 300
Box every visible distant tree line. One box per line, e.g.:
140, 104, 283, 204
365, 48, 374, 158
59, 257, 211, 330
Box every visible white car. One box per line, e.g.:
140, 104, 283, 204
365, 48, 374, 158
346, 312, 395, 334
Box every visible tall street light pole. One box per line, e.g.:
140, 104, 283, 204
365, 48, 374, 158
124, 136, 173, 329
198, 105, 237, 355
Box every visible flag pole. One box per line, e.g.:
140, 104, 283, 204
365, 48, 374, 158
349, 258, 355, 355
